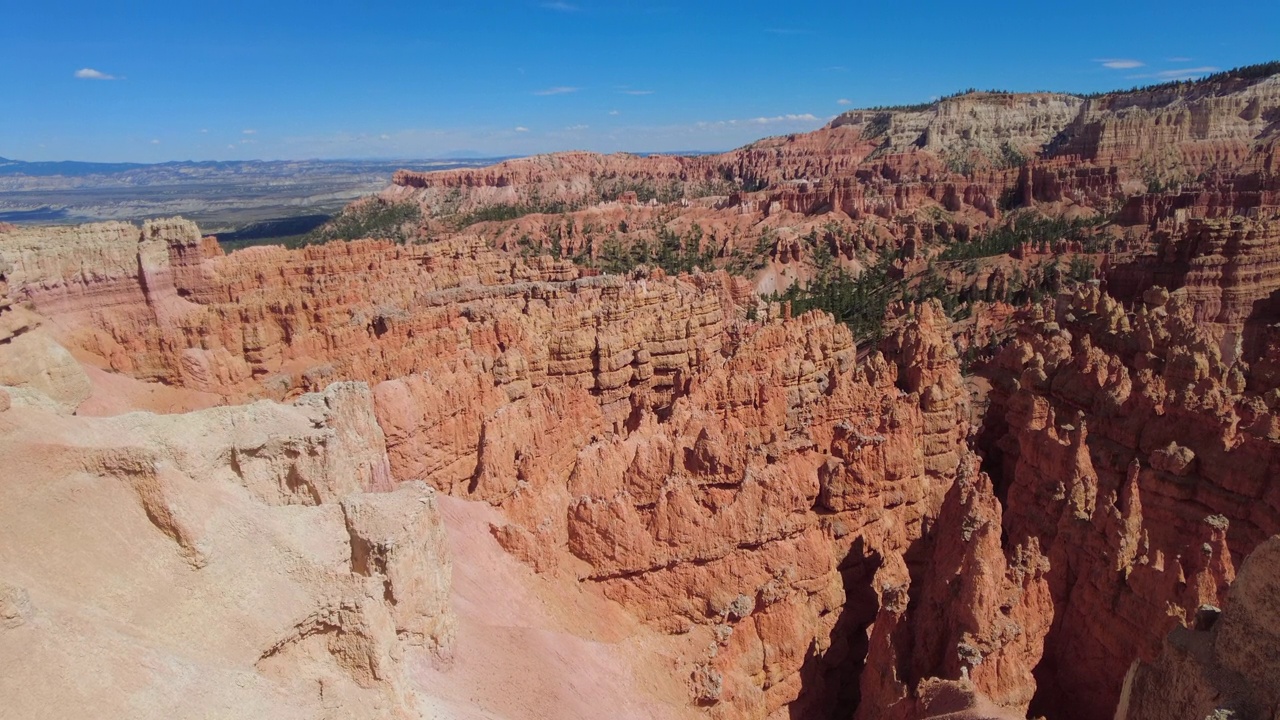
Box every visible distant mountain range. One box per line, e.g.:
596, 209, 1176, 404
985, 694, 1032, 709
0, 156, 511, 230
0, 156, 510, 180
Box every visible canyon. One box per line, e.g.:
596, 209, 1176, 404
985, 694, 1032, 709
2, 65, 1280, 720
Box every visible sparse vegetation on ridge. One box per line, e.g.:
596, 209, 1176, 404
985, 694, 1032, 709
938, 215, 1103, 261
1079, 61, 1280, 98
839, 61, 1280, 116
308, 199, 422, 244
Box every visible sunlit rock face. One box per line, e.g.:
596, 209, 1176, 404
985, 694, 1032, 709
3, 67, 1280, 720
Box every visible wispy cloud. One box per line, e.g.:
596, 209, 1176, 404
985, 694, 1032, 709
540, 1, 578, 10
150, 139, 161, 145
765, 28, 809, 35
608, 110, 620, 116
748, 113, 819, 125
696, 113, 822, 129
565, 124, 589, 131
242, 129, 257, 135
514, 126, 530, 133
1123, 65, 1220, 81
1097, 58, 1145, 70
837, 98, 852, 106
534, 86, 579, 96
1167, 56, 1192, 62
620, 89, 654, 95
74, 68, 118, 80
1138, 66, 1220, 81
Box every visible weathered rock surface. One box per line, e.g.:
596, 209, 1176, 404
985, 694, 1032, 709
1, 214, 1030, 718
6, 65, 1280, 720
0, 374, 454, 719
1116, 536, 1280, 720
979, 284, 1276, 720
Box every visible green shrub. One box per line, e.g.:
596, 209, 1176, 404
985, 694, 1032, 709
308, 200, 422, 244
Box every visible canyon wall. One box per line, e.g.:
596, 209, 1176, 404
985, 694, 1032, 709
5, 66, 1280, 720
979, 285, 1278, 719
0, 219, 1055, 719
1116, 536, 1280, 720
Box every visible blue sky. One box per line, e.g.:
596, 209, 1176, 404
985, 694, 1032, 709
3, 0, 1277, 162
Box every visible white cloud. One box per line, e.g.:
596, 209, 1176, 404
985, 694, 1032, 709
242, 129, 257, 135
1097, 58, 1145, 70
514, 126, 530, 133
1125, 65, 1221, 82
1167, 56, 1192, 62
74, 68, 117, 80
748, 113, 820, 125
150, 139, 161, 145
837, 98, 852, 105
620, 89, 654, 96
609, 110, 620, 116
695, 113, 822, 130
765, 28, 809, 35
1148, 66, 1220, 80
533, 86, 579, 96
380, 133, 391, 140
199, 128, 209, 133
541, 1, 577, 10
565, 124, 589, 131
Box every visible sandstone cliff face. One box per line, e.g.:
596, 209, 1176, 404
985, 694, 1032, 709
10, 211, 1280, 720
831, 93, 1084, 158
2, 218, 1051, 718
8, 66, 1280, 720
1106, 213, 1280, 365
380, 71, 1280, 275
979, 285, 1276, 720
0, 375, 455, 719
1049, 76, 1280, 176
1, 221, 745, 413
0, 256, 92, 410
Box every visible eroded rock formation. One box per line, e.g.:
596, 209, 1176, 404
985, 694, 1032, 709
1116, 536, 1280, 720
4, 64, 1280, 720
0, 373, 455, 719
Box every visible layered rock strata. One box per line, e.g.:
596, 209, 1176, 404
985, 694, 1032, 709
1, 219, 1051, 718
980, 285, 1277, 719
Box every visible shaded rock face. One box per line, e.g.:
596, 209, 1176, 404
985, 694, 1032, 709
1107, 214, 1280, 364
978, 285, 1276, 720
1117, 536, 1280, 720
561, 304, 986, 718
